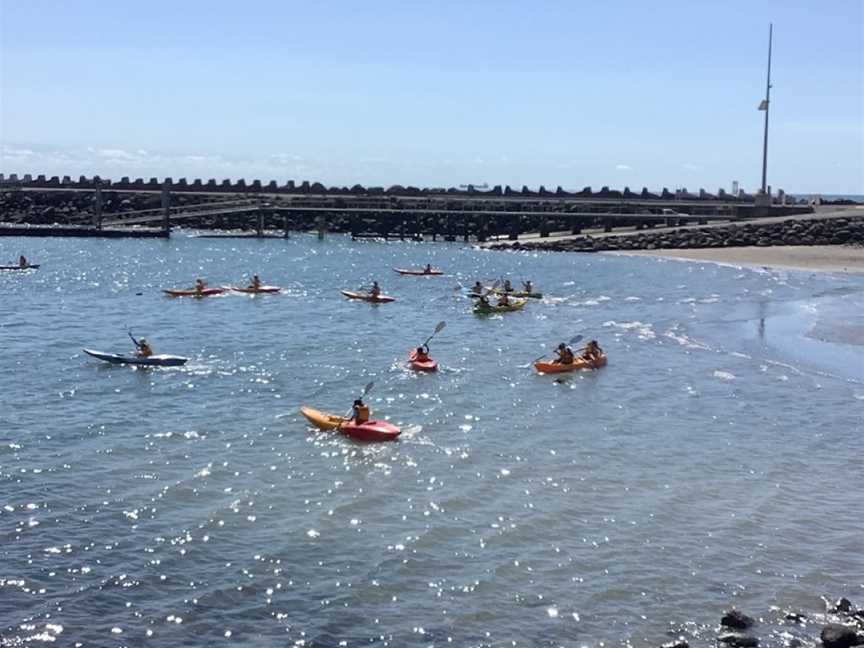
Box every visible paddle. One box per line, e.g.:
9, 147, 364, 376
126, 327, 142, 349
342, 381, 375, 420
533, 334, 583, 363
420, 321, 446, 348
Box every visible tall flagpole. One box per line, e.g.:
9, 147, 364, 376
760, 23, 773, 195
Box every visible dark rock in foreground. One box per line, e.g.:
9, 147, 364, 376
722, 609, 756, 630
821, 624, 864, 648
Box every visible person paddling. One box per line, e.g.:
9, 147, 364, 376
414, 344, 431, 362
553, 342, 575, 365
424, 263, 433, 274
497, 292, 510, 307
522, 280, 533, 293
248, 275, 262, 290
195, 278, 206, 295
581, 340, 603, 363
19, 255, 27, 268
351, 398, 370, 424
471, 281, 484, 295
503, 279, 513, 293
370, 281, 381, 298
135, 338, 154, 358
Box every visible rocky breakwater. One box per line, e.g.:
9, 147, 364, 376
489, 216, 864, 253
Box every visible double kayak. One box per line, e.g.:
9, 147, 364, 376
225, 285, 282, 294
393, 268, 444, 276
84, 348, 188, 367
163, 287, 225, 297
1, 264, 39, 270
408, 350, 437, 372
534, 354, 607, 374
340, 290, 396, 303
473, 298, 528, 314
299, 406, 401, 442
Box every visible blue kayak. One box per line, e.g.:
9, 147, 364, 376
83, 349, 188, 367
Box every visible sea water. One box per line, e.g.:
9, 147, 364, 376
1, 234, 862, 646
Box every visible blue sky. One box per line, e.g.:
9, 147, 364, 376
1, 1, 861, 193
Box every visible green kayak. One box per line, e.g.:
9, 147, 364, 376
473, 298, 528, 314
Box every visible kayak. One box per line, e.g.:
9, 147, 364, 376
226, 285, 282, 294
492, 288, 543, 299
83, 348, 188, 367
299, 406, 401, 442
473, 298, 528, 314
0, 264, 39, 270
340, 290, 396, 303
534, 354, 608, 374
163, 287, 225, 297
393, 268, 444, 276
408, 350, 438, 372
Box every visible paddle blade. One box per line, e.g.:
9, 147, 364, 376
569, 334, 584, 345
434, 321, 446, 334
362, 381, 375, 396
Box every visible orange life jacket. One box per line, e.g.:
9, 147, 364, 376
353, 405, 370, 423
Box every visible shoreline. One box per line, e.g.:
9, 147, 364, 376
603, 245, 864, 274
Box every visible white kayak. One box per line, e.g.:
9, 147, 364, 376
83, 348, 188, 367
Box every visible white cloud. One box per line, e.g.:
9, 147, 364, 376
615, 164, 632, 171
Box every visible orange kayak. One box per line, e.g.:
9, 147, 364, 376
534, 354, 607, 374
299, 406, 401, 442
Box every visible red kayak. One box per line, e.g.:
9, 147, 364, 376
339, 420, 401, 442
393, 267, 444, 276
408, 350, 438, 372
163, 287, 225, 297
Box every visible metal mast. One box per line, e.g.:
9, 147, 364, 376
760, 23, 773, 194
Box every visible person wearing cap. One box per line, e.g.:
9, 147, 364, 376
136, 338, 154, 358
351, 398, 370, 424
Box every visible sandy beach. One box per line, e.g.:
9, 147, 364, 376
604, 245, 864, 274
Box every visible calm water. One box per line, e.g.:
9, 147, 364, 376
1, 234, 862, 647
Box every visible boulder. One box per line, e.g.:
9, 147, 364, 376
722, 610, 756, 630
821, 624, 864, 648
718, 633, 759, 647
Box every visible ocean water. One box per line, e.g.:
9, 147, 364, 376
1, 234, 862, 647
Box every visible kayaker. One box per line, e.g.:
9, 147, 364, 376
424, 264, 433, 274
497, 292, 510, 307
249, 275, 262, 290
581, 340, 603, 362
195, 278, 206, 294
351, 398, 370, 424
553, 343, 575, 364
503, 279, 513, 293
471, 281, 484, 295
523, 280, 533, 293
370, 281, 381, 298
19, 255, 27, 268
136, 338, 154, 358
414, 344, 431, 361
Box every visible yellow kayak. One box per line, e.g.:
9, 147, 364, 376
300, 406, 346, 431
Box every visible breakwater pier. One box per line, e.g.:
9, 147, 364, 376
0, 173, 812, 241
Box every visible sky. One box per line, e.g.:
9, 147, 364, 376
1, 0, 861, 194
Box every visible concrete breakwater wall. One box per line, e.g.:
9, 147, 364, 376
1, 171, 784, 203
490, 216, 864, 252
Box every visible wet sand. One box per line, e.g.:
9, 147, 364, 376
605, 245, 864, 274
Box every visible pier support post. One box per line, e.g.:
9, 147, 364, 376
94, 180, 103, 230
540, 219, 551, 238
317, 215, 327, 239
476, 216, 488, 243
161, 181, 172, 234
508, 216, 520, 241
256, 210, 264, 237
283, 214, 290, 238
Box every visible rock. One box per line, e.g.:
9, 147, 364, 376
820, 624, 863, 648
718, 633, 759, 647
722, 610, 756, 630
785, 612, 807, 623
661, 640, 689, 648
831, 598, 855, 614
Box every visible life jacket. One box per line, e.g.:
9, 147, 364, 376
354, 405, 370, 423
